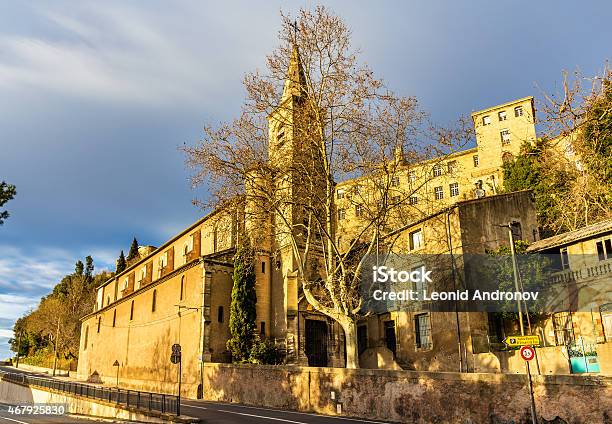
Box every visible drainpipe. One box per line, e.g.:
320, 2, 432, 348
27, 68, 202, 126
198, 260, 206, 399
446, 206, 463, 373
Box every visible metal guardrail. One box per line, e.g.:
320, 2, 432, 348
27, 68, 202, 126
0, 371, 179, 416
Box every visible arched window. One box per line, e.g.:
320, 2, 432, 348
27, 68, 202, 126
180, 276, 185, 301
217, 306, 224, 323
84, 326, 89, 350
107, 296, 110, 306
97, 316, 101, 333
152, 289, 157, 312
130, 300, 134, 320
112, 310, 116, 327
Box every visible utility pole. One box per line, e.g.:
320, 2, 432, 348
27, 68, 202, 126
15, 332, 22, 368
502, 222, 537, 424
52, 319, 60, 377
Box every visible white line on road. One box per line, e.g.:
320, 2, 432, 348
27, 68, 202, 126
183, 404, 310, 424
182, 403, 389, 423
0, 416, 30, 424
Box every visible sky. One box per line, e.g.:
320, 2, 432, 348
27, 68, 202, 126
0, 0, 610, 360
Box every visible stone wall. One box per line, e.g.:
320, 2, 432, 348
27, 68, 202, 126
202, 363, 612, 423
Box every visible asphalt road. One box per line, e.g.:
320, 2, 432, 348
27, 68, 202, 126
181, 400, 390, 424
1, 367, 391, 424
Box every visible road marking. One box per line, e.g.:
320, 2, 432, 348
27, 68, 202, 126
0, 416, 30, 424
183, 404, 309, 423
182, 403, 389, 423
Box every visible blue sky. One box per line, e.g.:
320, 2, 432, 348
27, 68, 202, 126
0, 0, 610, 359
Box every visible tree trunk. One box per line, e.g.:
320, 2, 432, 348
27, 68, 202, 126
339, 318, 359, 369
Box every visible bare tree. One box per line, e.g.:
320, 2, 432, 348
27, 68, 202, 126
183, 7, 469, 368
536, 65, 612, 232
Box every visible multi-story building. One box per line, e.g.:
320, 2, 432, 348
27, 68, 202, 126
79, 44, 599, 397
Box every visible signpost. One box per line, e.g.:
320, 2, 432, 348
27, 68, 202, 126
503, 335, 540, 348
504, 335, 538, 424
520, 346, 536, 361
171, 344, 181, 416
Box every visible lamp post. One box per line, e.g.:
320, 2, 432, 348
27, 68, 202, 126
498, 221, 537, 424
113, 360, 120, 387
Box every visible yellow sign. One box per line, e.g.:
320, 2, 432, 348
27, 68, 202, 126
503, 335, 540, 347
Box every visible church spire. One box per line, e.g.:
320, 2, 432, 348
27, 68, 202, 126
281, 40, 308, 101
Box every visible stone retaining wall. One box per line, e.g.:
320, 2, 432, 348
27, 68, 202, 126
202, 363, 612, 423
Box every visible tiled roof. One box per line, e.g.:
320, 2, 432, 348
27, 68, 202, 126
527, 218, 612, 252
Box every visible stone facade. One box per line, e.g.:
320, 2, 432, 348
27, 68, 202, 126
200, 363, 612, 423
78, 43, 595, 396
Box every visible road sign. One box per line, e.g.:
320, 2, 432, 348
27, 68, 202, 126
112, 360, 119, 367
172, 343, 181, 354
503, 335, 540, 348
520, 346, 536, 361
171, 353, 181, 364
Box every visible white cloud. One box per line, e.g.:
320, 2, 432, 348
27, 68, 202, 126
0, 3, 224, 106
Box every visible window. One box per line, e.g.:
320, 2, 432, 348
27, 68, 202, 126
447, 160, 457, 174
123, 277, 129, 290
482, 115, 491, 126
152, 290, 157, 312
434, 186, 444, 200
260, 322, 266, 336
498, 111, 507, 121
449, 182, 459, 197
337, 189, 345, 199
500, 129, 511, 144
413, 266, 428, 293
218, 306, 224, 323
97, 316, 101, 333
514, 106, 523, 117
384, 321, 397, 356
180, 276, 184, 301
415, 314, 432, 349
338, 208, 346, 220
596, 238, 612, 261
552, 312, 574, 346
140, 266, 147, 284
107, 296, 110, 306
409, 196, 418, 205
261, 262, 266, 274
83, 326, 89, 350
130, 300, 134, 321
473, 155, 479, 167
433, 164, 442, 177
409, 171, 417, 183
409, 229, 423, 250
508, 221, 522, 242
355, 204, 363, 217
112, 310, 116, 327
277, 130, 285, 147
357, 325, 368, 354
560, 247, 570, 270
391, 176, 400, 187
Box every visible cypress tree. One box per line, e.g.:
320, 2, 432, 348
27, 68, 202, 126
127, 237, 139, 262
74, 260, 84, 276
85, 256, 94, 283
226, 244, 257, 362
116, 250, 127, 273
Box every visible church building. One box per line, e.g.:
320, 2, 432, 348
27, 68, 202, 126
77, 44, 543, 397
